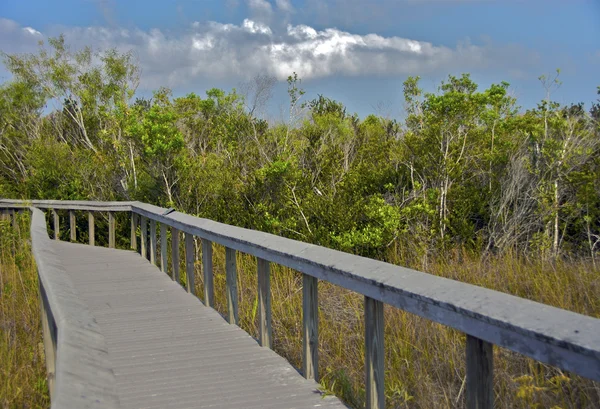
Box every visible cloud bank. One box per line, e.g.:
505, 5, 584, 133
0, 17, 537, 90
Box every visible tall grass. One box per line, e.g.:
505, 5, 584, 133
0, 212, 49, 408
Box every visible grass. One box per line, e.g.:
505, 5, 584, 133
0, 212, 49, 408
1, 216, 599, 408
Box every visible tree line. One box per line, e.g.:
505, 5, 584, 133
1, 36, 599, 265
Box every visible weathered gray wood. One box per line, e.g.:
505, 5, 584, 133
202, 240, 214, 307
38, 283, 56, 398
365, 296, 384, 409
185, 233, 195, 295
0, 198, 134, 211
150, 219, 157, 265
130, 201, 600, 382
88, 212, 95, 246
140, 216, 147, 259
108, 212, 116, 248
69, 210, 76, 242
29, 208, 120, 409
130, 212, 137, 251
171, 226, 180, 282
53, 210, 60, 240
257, 258, 272, 348
302, 274, 319, 381
53, 240, 346, 409
466, 335, 494, 409
225, 247, 238, 325
160, 223, 168, 274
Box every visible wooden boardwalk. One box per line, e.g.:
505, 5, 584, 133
3, 200, 600, 409
56, 241, 345, 409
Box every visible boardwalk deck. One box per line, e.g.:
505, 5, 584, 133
54, 241, 346, 409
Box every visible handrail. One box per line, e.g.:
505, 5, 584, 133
28, 207, 120, 409
2, 199, 600, 409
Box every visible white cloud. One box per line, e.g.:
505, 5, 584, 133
0, 18, 539, 90
275, 0, 294, 13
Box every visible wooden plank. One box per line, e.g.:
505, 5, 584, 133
140, 216, 147, 259
130, 212, 137, 251
365, 296, 384, 409
302, 274, 319, 381
69, 210, 76, 242
171, 227, 180, 282
257, 258, 271, 348
185, 233, 195, 295
202, 240, 214, 307
108, 212, 116, 248
226, 247, 238, 325
53, 210, 60, 240
88, 212, 95, 246
150, 219, 157, 265
160, 223, 168, 274
466, 335, 494, 409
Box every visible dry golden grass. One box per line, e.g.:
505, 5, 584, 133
0, 213, 49, 409
1, 219, 599, 408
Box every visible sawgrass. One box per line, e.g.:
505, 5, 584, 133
0, 213, 49, 408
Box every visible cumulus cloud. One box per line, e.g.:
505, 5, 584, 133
0, 17, 538, 90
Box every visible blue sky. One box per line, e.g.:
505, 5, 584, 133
1, 0, 599, 118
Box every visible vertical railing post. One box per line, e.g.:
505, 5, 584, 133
69, 210, 76, 242
202, 240, 214, 307
160, 223, 168, 274
257, 258, 272, 348
130, 212, 137, 251
9, 209, 17, 230
171, 227, 180, 282
185, 233, 195, 295
150, 219, 157, 265
140, 216, 147, 259
466, 335, 494, 409
53, 210, 60, 240
225, 248, 238, 325
365, 296, 384, 409
303, 274, 319, 381
88, 212, 95, 246
108, 212, 115, 248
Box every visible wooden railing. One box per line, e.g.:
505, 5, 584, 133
2, 199, 600, 409
1, 204, 120, 409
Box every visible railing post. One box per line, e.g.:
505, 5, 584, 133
150, 219, 157, 265
171, 227, 180, 282
9, 209, 17, 230
160, 223, 168, 274
466, 335, 494, 409
303, 274, 319, 381
202, 240, 214, 307
257, 258, 272, 348
185, 233, 195, 295
365, 296, 384, 409
88, 212, 95, 246
69, 210, 76, 242
140, 216, 147, 259
108, 212, 115, 248
225, 248, 238, 325
53, 210, 60, 240
130, 212, 137, 251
